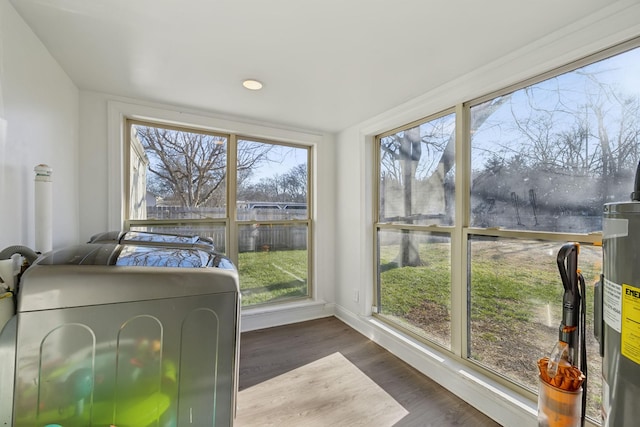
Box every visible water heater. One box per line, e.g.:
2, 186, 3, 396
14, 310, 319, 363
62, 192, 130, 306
597, 198, 640, 426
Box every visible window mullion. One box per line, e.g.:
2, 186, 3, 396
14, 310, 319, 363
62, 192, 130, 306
228, 134, 238, 264
451, 102, 470, 357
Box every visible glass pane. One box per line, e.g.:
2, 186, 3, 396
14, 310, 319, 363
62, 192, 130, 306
130, 223, 226, 254
470, 46, 640, 232
377, 229, 451, 349
237, 139, 308, 221
468, 236, 602, 422
238, 223, 308, 306
130, 123, 227, 220
379, 113, 456, 226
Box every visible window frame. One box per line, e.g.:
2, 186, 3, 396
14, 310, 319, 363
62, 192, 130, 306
373, 107, 457, 349
233, 135, 313, 305
372, 37, 640, 410
124, 118, 231, 249
122, 118, 314, 307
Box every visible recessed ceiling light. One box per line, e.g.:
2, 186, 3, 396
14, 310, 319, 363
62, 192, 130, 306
242, 79, 263, 90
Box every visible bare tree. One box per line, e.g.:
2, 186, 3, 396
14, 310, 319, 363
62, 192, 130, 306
238, 163, 307, 203
582, 73, 640, 199
136, 126, 272, 207
472, 70, 640, 227
380, 96, 510, 267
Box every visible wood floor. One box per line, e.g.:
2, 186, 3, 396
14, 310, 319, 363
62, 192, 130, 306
238, 316, 502, 427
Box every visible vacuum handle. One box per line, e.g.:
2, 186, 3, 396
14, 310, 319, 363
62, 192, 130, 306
557, 243, 579, 295
557, 243, 580, 329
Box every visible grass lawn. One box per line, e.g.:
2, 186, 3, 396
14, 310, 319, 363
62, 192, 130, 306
238, 249, 308, 306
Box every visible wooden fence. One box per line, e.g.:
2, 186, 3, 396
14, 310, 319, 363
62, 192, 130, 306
139, 207, 308, 253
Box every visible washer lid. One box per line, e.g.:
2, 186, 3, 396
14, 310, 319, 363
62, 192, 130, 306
17, 243, 239, 312
33, 243, 234, 269
89, 230, 216, 252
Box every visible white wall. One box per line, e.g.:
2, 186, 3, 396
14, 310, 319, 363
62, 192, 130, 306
77, 92, 109, 239
0, 0, 79, 251
334, 3, 640, 426
334, 126, 373, 317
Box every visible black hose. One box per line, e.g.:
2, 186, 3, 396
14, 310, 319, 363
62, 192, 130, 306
579, 273, 587, 427
631, 160, 640, 201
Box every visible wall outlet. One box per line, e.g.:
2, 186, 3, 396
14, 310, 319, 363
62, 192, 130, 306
353, 289, 359, 302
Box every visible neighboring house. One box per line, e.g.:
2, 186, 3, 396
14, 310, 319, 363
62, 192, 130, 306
129, 126, 149, 220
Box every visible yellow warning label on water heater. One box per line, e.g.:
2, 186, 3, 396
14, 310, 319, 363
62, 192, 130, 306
621, 284, 640, 365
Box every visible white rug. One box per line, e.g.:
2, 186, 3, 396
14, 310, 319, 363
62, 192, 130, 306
235, 352, 409, 427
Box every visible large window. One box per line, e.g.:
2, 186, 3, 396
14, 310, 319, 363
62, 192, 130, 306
375, 41, 640, 423
125, 121, 312, 307
375, 112, 456, 349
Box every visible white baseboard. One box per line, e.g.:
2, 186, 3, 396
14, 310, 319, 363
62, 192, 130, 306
240, 300, 335, 332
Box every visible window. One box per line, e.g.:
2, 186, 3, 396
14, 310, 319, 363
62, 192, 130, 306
236, 139, 310, 305
374, 41, 640, 423
375, 111, 456, 349
125, 121, 312, 307
126, 121, 228, 249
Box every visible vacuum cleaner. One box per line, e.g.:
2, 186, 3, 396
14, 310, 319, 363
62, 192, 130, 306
538, 242, 587, 427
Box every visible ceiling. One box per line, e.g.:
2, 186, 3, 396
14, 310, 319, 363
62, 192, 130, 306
10, 0, 619, 133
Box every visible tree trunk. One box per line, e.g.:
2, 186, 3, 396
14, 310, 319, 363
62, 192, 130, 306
397, 127, 423, 267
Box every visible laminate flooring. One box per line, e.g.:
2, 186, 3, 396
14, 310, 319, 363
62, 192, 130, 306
238, 316, 502, 427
